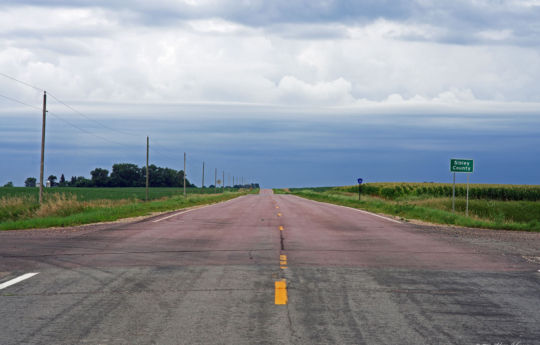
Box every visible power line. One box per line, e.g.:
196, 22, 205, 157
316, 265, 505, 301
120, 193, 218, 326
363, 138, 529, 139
46, 110, 135, 148
47, 92, 139, 137
0, 93, 42, 111
0, 72, 228, 180
0, 72, 44, 92
0, 71, 138, 137
0, 90, 133, 148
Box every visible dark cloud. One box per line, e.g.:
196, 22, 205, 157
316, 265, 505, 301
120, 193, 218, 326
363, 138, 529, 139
2, 0, 539, 44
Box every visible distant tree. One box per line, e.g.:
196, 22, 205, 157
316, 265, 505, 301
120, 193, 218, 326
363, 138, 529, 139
90, 168, 109, 187
69, 176, 77, 186
47, 175, 58, 187
110, 163, 143, 187
178, 170, 194, 188
3, 181, 14, 187
25, 177, 37, 187
59, 174, 66, 187
72, 176, 93, 187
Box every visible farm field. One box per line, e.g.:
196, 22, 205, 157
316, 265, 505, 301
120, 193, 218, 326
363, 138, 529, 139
276, 182, 540, 231
0, 187, 253, 230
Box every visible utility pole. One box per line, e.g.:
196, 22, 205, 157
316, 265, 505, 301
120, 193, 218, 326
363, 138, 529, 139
183, 152, 186, 197
222, 170, 225, 191
39, 91, 47, 205
214, 168, 217, 193
202, 161, 205, 188
146, 136, 149, 202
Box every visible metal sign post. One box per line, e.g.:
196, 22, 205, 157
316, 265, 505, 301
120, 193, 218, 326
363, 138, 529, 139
450, 159, 474, 215
357, 178, 363, 201
452, 172, 456, 212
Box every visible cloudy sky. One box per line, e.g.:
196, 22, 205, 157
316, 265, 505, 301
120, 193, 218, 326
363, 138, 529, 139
1, 0, 540, 187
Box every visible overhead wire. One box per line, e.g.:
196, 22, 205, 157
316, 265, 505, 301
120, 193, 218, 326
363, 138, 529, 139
1, 71, 241, 184
46, 92, 140, 137
0, 71, 44, 92
0, 92, 42, 111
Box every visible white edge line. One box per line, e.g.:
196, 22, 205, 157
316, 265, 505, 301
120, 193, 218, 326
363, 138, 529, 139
289, 195, 402, 224
0, 272, 39, 290
152, 208, 199, 223
151, 195, 246, 223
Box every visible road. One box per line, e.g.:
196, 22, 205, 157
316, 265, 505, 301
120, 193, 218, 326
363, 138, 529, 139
1, 190, 539, 345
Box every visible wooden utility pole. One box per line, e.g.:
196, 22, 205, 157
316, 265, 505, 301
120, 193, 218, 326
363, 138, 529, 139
202, 161, 205, 188
183, 152, 186, 197
146, 136, 149, 202
39, 91, 47, 205
222, 170, 225, 191
214, 168, 217, 193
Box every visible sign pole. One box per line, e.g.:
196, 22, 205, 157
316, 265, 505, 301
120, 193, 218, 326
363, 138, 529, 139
450, 158, 474, 215
357, 178, 363, 201
466, 173, 470, 216
452, 172, 455, 213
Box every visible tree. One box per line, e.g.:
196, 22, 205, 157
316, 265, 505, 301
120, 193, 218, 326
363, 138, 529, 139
72, 176, 93, 187
25, 177, 37, 187
59, 174, 66, 187
47, 175, 58, 187
3, 181, 14, 187
90, 168, 109, 187
69, 176, 77, 186
110, 163, 143, 187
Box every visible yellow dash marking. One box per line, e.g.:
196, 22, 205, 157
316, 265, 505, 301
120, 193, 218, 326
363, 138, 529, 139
275, 280, 288, 305
280, 261, 287, 265
280, 255, 287, 261
280, 266, 287, 269
277, 213, 282, 217
279, 226, 284, 231
275, 206, 280, 209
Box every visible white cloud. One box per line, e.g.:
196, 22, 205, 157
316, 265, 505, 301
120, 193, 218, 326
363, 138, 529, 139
476, 29, 513, 41
276, 76, 354, 105
1, 3, 540, 112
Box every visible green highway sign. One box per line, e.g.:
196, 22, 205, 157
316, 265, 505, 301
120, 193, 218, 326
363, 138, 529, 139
450, 159, 474, 173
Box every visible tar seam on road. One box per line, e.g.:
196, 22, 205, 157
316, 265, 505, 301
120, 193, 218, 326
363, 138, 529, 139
0, 273, 39, 290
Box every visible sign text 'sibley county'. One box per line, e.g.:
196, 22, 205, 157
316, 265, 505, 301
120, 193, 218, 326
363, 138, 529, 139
450, 159, 474, 173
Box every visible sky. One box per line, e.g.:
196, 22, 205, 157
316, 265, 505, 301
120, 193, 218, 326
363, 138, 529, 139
1, 0, 540, 187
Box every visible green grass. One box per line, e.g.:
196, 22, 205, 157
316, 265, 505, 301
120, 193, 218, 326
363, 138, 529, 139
0, 187, 256, 230
0, 186, 241, 201
275, 187, 540, 232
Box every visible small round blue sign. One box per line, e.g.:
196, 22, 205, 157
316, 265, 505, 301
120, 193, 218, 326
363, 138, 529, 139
357, 178, 363, 184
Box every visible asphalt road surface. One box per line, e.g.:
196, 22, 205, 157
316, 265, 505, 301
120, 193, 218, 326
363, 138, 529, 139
1, 190, 539, 345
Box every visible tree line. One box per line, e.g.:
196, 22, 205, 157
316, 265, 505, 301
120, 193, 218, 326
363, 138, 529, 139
24, 163, 195, 188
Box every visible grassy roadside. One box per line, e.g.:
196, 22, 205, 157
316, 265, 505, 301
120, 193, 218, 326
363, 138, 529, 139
0, 190, 254, 230
276, 188, 540, 232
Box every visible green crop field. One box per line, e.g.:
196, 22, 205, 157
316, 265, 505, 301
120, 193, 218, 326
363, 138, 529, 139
276, 183, 540, 232
0, 187, 255, 230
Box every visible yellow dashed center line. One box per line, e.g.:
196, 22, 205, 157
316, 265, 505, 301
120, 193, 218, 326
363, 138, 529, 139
275, 280, 288, 305
275, 206, 280, 209
280, 255, 287, 269
277, 213, 282, 217
279, 226, 284, 231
